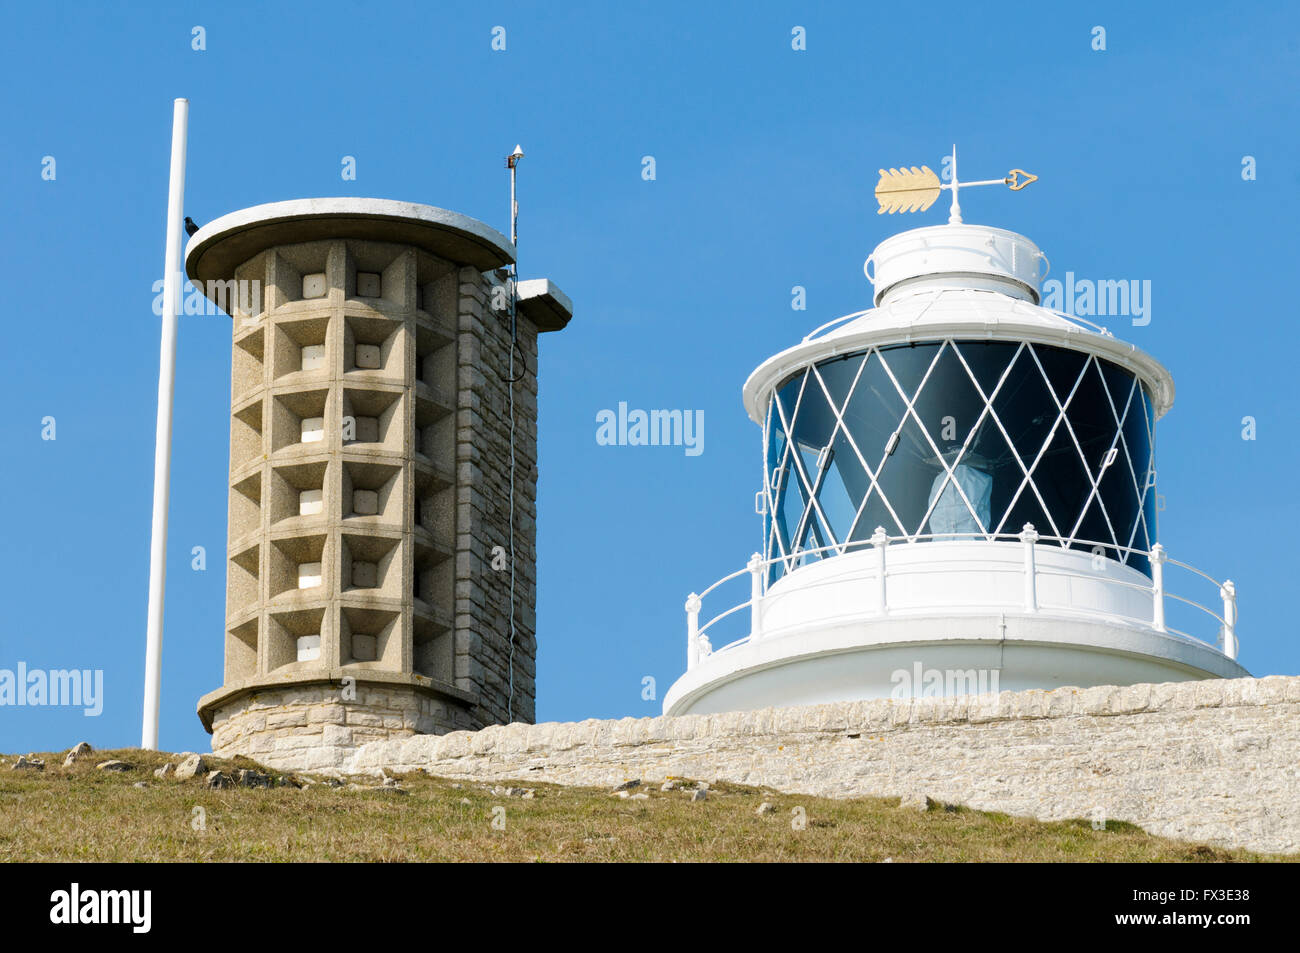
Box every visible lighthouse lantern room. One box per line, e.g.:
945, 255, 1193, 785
664, 152, 1249, 716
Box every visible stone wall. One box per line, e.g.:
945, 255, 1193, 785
454, 268, 540, 726
346, 675, 1300, 855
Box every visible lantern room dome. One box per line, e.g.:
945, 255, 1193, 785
744, 224, 1175, 424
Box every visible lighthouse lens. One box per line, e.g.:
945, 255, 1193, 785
764, 340, 1156, 583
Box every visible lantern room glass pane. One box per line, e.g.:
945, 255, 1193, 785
842, 352, 907, 468
763, 338, 1159, 584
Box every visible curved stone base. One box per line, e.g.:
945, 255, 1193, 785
209, 682, 479, 773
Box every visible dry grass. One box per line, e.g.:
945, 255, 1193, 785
0, 747, 1287, 863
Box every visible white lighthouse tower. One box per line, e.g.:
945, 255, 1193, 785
664, 153, 1249, 716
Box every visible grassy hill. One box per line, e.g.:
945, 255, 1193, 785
1, 746, 1288, 862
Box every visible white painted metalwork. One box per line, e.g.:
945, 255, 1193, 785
747, 552, 764, 643
683, 531, 1239, 672
1021, 523, 1038, 611
868, 224, 1045, 304
668, 219, 1246, 717
685, 592, 701, 670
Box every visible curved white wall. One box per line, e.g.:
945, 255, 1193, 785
665, 543, 1248, 717
758, 542, 1154, 641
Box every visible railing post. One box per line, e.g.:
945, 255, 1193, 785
1220, 580, 1237, 660
1020, 522, 1038, 612
871, 526, 889, 615
685, 592, 701, 671
747, 552, 764, 644
1149, 542, 1167, 632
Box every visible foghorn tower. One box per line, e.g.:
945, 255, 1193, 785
187, 198, 572, 771
665, 152, 1247, 716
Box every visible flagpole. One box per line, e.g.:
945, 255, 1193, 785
142, 97, 189, 750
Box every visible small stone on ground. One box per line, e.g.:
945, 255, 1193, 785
206, 770, 232, 789
175, 753, 207, 781
237, 768, 270, 788
63, 742, 92, 767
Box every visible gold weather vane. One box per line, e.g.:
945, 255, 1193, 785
874, 145, 1037, 224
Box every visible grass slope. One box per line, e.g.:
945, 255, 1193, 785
0, 747, 1286, 863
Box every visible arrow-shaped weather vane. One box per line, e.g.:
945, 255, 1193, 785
875, 145, 1037, 224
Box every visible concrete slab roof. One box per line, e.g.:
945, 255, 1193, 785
516, 278, 574, 332
185, 197, 515, 285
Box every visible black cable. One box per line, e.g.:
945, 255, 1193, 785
505, 268, 518, 723
505, 336, 527, 383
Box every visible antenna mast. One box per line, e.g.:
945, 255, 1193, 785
507, 144, 523, 245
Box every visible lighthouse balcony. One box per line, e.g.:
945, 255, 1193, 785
663, 532, 1247, 717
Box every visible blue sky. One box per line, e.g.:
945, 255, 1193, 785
2, 1, 1296, 754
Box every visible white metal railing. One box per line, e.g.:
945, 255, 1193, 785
682, 524, 1239, 671
802, 309, 873, 342
798, 295, 1123, 345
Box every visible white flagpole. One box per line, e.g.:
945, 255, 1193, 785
142, 97, 189, 750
